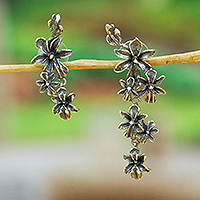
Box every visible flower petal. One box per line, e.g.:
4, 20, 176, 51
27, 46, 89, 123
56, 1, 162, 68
129, 147, 140, 155
123, 154, 133, 163
127, 64, 140, 79
131, 151, 139, 161
138, 77, 147, 85
114, 49, 131, 59
148, 120, 156, 130
67, 103, 79, 113
134, 124, 143, 132
138, 164, 151, 173
140, 120, 147, 131
118, 122, 130, 130
137, 113, 148, 121
129, 37, 143, 56
106, 35, 117, 46
55, 49, 73, 59
43, 60, 54, 75
67, 93, 76, 103
40, 72, 48, 81
139, 49, 156, 59
48, 73, 56, 82
138, 154, 146, 164
145, 91, 157, 103
146, 69, 157, 83
137, 86, 148, 97
119, 79, 126, 88
130, 90, 139, 98
150, 128, 159, 134
137, 136, 146, 144
130, 166, 143, 180
119, 110, 131, 121
123, 92, 132, 102
124, 164, 134, 174
51, 82, 60, 88
47, 87, 56, 96
59, 109, 71, 120
127, 77, 135, 87
31, 54, 47, 64
51, 96, 61, 104
131, 132, 136, 140
117, 88, 126, 95
123, 125, 133, 138
49, 37, 62, 52
59, 61, 69, 75
129, 104, 140, 119
142, 138, 148, 144
57, 87, 67, 101
153, 86, 166, 95
35, 37, 48, 54
52, 104, 62, 114
148, 134, 155, 143
154, 75, 165, 84
39, 85, 47, 93
138, 60, 152, 72
54, 59, 69, 78
35, 80, 45, 87
114, 60, 131, 73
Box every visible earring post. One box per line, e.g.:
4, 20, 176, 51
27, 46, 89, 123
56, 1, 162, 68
0, 50, 200, 74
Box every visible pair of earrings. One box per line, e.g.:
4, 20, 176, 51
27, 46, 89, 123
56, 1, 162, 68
31, 14, 166, 180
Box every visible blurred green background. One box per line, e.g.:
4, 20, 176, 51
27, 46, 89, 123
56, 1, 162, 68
0, 0, 200, 199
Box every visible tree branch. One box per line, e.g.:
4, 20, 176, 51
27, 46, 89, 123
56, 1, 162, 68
0, 50, 200, 74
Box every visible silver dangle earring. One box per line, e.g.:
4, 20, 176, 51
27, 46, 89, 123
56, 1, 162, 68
31, 14, 79, 120
105, 24, 166, 180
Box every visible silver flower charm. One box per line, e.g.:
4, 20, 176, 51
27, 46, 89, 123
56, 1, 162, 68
31, 37, 73, 78
136, 120, 159, 144
117, 77, 139, 102
36, 72, 60, 96
138, 69, 166, 103
123, 146, 151, 180
114, 37, 156, 73
118, 104, 148, 139
51, 87, 79, 120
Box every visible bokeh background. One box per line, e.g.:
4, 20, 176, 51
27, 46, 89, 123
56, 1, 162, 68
0, 0, 200, 199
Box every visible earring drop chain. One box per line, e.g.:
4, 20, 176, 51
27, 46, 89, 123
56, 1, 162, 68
106, 23, 166, 180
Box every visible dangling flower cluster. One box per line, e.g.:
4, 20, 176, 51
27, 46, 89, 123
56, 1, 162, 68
105, 24, 166, 180
31, 14, 79, 120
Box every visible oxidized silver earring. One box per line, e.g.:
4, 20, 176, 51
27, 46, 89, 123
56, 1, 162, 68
105, 24, 166, 180
31, 14, 79, 120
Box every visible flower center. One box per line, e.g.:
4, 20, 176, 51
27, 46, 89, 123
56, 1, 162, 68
127, 86, 132, 92
146, 130, 149, 135
149, 84, 154, 90
129, 121, 134, 125
133, 58, 139, 64
62, 100, 69, 105
46, 82, 50, 86
49, 54, 54, 60
134, 160, 138, 165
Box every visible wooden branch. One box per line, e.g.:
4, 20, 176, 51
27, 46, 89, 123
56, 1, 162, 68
0, 50, 200, 74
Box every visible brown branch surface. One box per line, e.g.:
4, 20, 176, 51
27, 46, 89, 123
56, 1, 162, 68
0, 50, 200, 74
